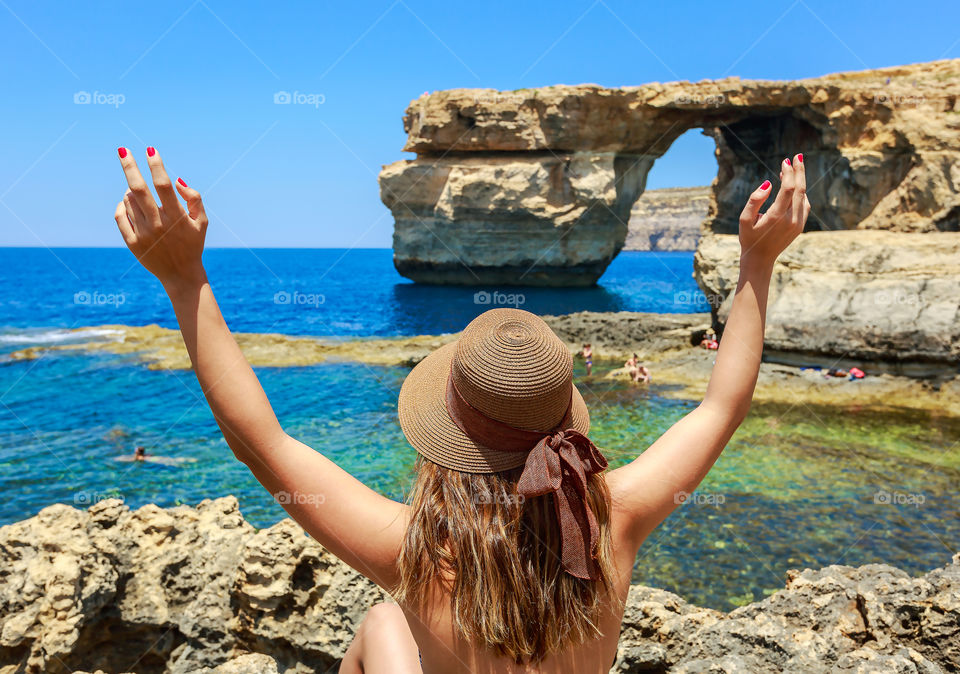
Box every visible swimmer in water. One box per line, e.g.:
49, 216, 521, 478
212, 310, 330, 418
115, 445, 196, 465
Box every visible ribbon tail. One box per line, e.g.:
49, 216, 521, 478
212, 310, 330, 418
553, 478, 601, 580
553, 437, 604, 580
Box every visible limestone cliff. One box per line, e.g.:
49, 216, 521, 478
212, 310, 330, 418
694, 230, 960, 373
2, 498, 958, 673
625, 186, 709, 251
380, 152, 648, 286
381, 59, 960, 286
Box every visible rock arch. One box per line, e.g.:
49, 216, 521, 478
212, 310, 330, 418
379, 60, 960, 287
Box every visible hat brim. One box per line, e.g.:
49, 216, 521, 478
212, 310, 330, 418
398, 342, 591, 473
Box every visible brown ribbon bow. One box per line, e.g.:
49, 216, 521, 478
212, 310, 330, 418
444, 373, 608, 580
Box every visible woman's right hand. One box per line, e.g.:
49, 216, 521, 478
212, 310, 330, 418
738, 154, 809, 265
114, 147, 209, 290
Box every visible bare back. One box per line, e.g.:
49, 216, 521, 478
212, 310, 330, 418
401, 480, 641, 674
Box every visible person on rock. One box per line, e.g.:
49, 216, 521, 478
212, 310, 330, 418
111, 146, 808, 673
581, 342, 594, 376
625, 354, 651, 384
700, 329, 719, 350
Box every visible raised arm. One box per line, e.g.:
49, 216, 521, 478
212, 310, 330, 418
609, 154, 809, 548
113, 148, 407, 590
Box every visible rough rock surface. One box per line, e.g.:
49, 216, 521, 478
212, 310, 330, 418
625, 187, 709, 251
545, 310, 710, 356
2, 499, 959, 673
695, 231, 960, 373
382, 60, 960, 285
0, 497, 388, 674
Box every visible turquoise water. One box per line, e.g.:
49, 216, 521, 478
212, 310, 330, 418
584, 377, 960, 608
2, 348, 957, 611
0, 248, 957, 611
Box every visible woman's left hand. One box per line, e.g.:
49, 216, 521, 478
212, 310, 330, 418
114, 147, 208, 288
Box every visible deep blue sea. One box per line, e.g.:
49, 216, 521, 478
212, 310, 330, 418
1, 247, 957, 611
0, 248, 705, 338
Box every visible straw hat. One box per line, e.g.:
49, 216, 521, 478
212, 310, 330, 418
398, 308, 590, 473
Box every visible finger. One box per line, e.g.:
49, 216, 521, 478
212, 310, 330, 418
117, 147, 159, 218
792, 153, 806, 227
114, 201, 136, 245
123, 190, 146, 232
739, 179, 773, 226
144, 147, 183, 217
768, 158, 795, 218
803, 195, 811, 223
174, 178, 205, 220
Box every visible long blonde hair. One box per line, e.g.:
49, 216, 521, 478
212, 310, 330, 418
393, 456, 619, 664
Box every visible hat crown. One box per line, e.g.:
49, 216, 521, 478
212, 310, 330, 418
452, 309, 573, 432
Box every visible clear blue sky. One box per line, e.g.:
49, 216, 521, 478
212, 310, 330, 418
1, 0, 958, 248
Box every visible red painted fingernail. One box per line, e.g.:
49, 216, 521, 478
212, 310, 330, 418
177, 177, 187, 187
760, 180, 771, 191
117, 147, 127, 159
785, 158, 791, 166
798, 153, 803, 163
147, 146, 155, 157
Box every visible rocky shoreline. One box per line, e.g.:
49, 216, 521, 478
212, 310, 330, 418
695, 231, 960, 376
10, 314, 960, 416
1, 498, 957, 673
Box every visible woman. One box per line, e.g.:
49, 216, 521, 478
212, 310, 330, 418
112, 147, 807, 673
624, 354, 650, 384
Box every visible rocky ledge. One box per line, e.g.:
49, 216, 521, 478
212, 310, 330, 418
695, 230, 960, 375
1, 498, 958, 673
380, 59, 960, 286
10, 316, 960, 415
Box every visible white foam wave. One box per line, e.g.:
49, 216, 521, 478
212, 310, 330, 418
0, 328, 125, 346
